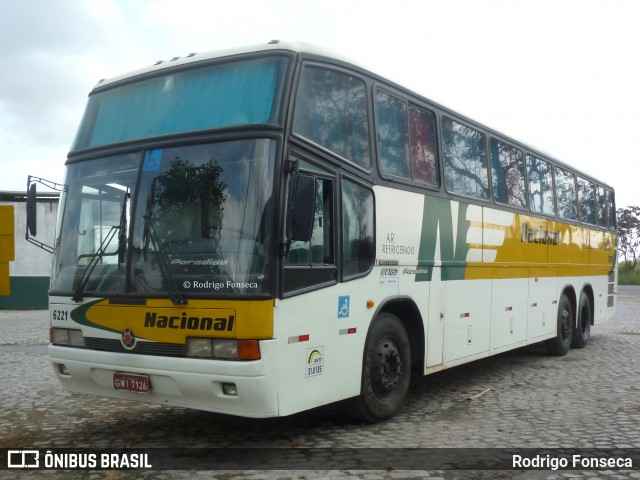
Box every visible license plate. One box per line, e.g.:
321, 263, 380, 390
113, 373, 150, 394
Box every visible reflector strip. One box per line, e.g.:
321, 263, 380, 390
460, 313, 470, 318
339, 327, 357, 336
505, 306, 513, 311
288, 334, 310, 344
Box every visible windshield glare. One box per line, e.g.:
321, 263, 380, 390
52, 139, 276, 298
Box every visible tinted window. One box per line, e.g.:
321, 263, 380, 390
375, 91, 410, 178
527, 155, 555, 216
286, 177, 334, 266
408, 105, 438, 186
577, 177, 596, 225
605, 189, 616, 229
555, 167, 577, 221
375, 91, 438, 186
294, 67, 370, 169
342, 180, 374, 277
596, 186, 607, 227
490, 138, 526, 208
442, 117, 488, 199
73, 57, 287, 150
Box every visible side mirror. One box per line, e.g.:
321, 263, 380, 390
287, 174, 316, 242
26, 182, 37, 236
25, 175, 64, 254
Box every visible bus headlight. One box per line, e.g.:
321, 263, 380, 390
186, 338, 212, 357
51, 327, 85, 347
213, 339, 237, 359
186, 338, 260, 360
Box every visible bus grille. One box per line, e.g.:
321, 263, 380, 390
83, 338, 186, 357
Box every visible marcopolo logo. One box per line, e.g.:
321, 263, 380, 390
121, 328, 137, 351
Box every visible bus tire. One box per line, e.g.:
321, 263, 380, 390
546, 293, 573, 356
571, 291, 591, 348
348, 313, 411, 423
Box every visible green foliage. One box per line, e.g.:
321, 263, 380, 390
617, 206, 640, 269
618, 262, 640, 285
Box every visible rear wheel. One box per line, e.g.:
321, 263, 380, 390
348, 313, 411, 423
546, 293, 573, 356
572, 291, 591, 348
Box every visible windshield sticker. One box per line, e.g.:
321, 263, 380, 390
143, 150, 163, 172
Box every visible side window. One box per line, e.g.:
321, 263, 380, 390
489, 138, 526, 208
555, 167, 577, 221
596, 186, 607, 227
342, 180, 374, 278
605, 189, 616, 229
442, 117, 488, 199
286, 177, 334, 266
375, 91, 410, 178
293, 66, 370, 169
283, 168, 337, 295
408, 105, 438, 186
527, 155, 555, 216
577, 177, 596, 225
375, 90, 438, 186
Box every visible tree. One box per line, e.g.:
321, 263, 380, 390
617, 206, 640, 270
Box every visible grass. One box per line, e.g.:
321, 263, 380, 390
618, 261, 640, 285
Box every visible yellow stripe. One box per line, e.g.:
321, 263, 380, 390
464, 212, 615, 280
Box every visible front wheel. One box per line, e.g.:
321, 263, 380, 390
348, 313, 411, 423
545, 293, 573, 356
572, 291, 591, 348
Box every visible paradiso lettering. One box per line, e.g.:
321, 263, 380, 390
144, 312, 235, 331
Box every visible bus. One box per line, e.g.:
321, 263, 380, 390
29, 41, 617, 422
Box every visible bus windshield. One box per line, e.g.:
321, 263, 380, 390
72, 56, 288, 150
52, 138, 277, 298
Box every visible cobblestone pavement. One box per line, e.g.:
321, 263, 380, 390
1, 287, 639, 479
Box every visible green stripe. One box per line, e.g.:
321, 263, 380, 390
70, 299, 120, 334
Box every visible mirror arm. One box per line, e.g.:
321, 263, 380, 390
28, 175, 65, 193
25, 174, 65, 254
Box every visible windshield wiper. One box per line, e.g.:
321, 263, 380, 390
72, 225, 119, 303
72, 189, 129, 303
142, 179, 188, 306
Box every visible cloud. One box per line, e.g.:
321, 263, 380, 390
0, 1, 124, 145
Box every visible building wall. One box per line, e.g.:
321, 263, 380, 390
0, 193, 59, 309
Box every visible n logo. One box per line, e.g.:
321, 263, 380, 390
416, 198, 469, 281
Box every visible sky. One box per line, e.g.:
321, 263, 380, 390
1, 0, 639, 208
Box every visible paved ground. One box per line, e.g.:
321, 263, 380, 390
1, 287, 639, 479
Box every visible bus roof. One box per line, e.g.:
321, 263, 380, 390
90, 41, 612, 189
92, 40, 353, 91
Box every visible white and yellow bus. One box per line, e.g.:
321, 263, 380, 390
33, 42, 617, 422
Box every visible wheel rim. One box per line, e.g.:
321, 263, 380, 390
560, 304, 572, 341
371, 337, 402, 397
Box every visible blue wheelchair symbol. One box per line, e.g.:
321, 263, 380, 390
143, 150, 163, 172
337, 296, 350, 319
